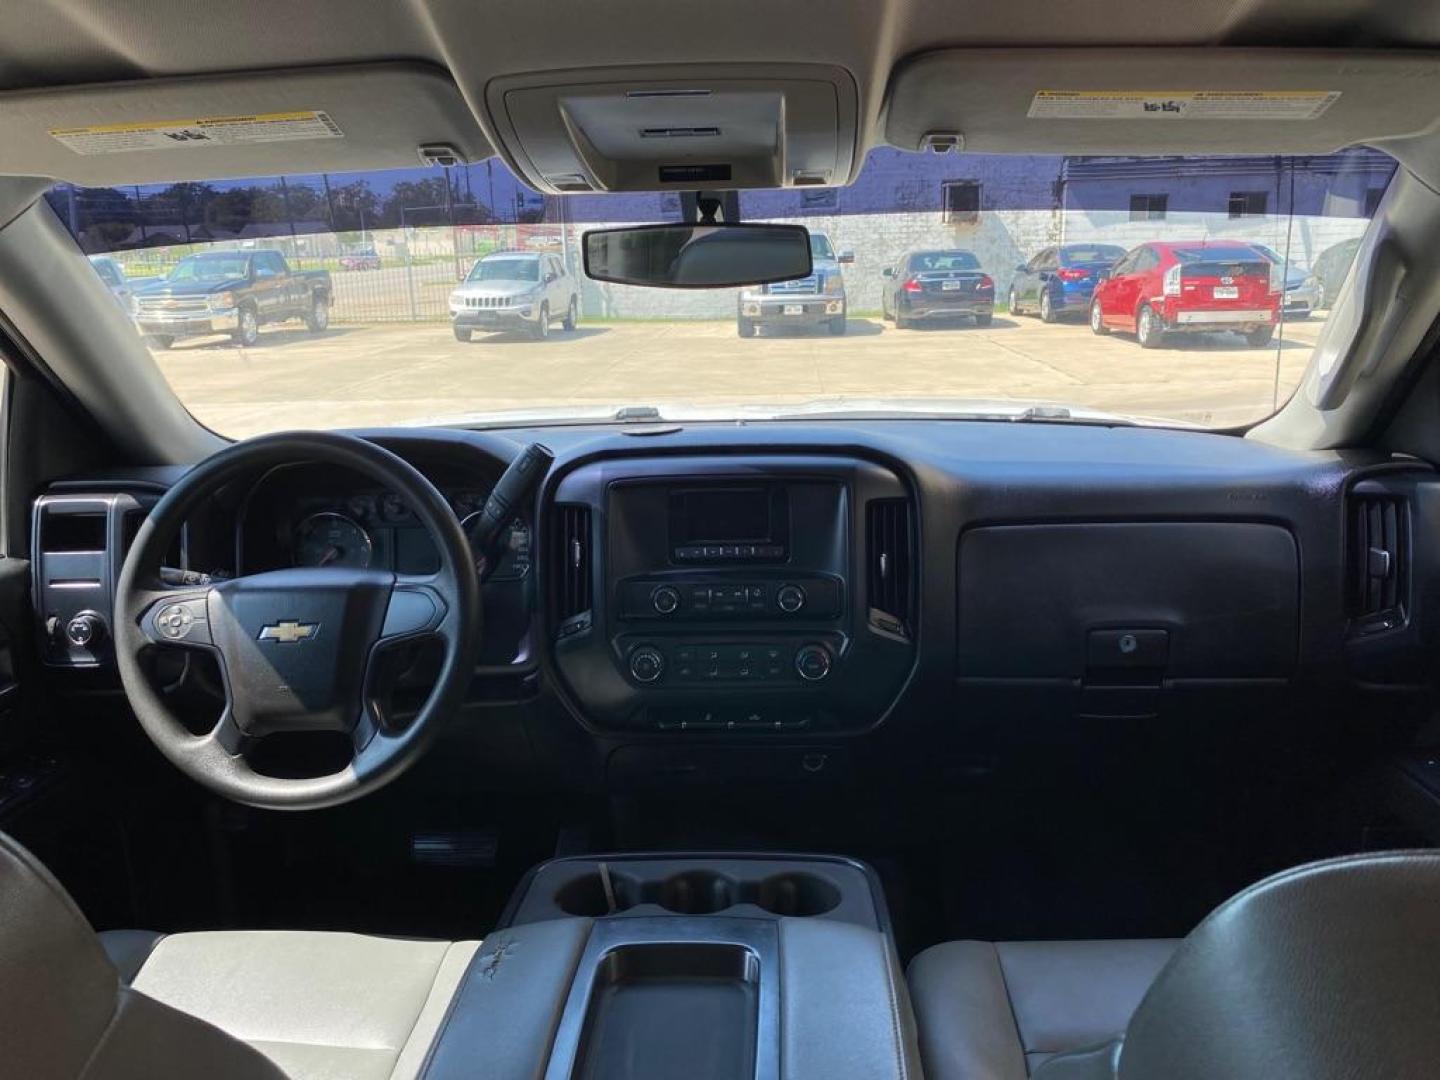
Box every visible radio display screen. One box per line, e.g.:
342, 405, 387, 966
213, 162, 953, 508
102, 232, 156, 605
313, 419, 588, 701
670, 487, 773, 544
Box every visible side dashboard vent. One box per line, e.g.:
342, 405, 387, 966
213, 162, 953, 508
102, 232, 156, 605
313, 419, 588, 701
1346, 488, 1408, 630
867, 498, 915, 636
551, 503, 593, 627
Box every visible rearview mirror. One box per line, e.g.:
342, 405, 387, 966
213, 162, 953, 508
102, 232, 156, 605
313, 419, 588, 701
582, 223, 813, 289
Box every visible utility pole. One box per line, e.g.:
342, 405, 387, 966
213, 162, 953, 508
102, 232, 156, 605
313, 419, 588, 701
133, 186, 148, 244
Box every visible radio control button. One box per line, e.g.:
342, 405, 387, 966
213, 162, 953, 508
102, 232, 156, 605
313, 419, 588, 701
776, 584, 806, 613
629, 646, 664, 683
795, 644, 832, 681
651, 585, 681, 615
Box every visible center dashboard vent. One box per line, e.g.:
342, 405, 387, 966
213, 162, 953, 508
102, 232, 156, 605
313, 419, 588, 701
867, 498, 915, 637
1346, 486, 1409, 633
551, 504, 593, 630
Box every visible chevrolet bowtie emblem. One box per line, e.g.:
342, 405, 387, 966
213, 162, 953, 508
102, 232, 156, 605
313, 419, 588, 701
257, 620, 319, 644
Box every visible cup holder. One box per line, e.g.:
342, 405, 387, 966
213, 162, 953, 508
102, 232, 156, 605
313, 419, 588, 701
554, 869, 641, 917
658, 870, 738, 915
755, 872, 842, 918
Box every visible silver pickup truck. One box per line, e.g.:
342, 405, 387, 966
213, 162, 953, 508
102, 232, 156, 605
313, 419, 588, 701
737, 232, 854, 337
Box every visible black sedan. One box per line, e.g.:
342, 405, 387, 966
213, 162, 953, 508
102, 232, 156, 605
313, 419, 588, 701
881, 249, 995, 328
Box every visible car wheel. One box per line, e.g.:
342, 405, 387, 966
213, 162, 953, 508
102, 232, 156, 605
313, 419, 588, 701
1245, 325, 1276, 348
974, 312, 994, 328
453, 325, 472, 343
1136, 304, 1164, 349
305, 295, 329, 332
1008, 288, 1022, 316
737, 318, 756, 338
531, 303, 550, 341
145, 334, 173, 350
232, 306, 259, 347
828, 315, 847, 335
1039, 289, 1057, 324
895, 308, 911, 330
562, 295, 578, 332
1090, 299, 1110, 335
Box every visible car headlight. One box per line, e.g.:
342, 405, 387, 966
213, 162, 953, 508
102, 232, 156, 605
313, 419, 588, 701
208, 291, 235, 311
822, 274, 843, 295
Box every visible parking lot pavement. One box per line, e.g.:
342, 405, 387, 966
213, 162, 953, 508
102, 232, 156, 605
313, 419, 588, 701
151, 314, 1326, 437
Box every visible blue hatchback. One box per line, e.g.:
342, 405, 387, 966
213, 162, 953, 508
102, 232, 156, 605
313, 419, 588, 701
1010, 243, 1128, 323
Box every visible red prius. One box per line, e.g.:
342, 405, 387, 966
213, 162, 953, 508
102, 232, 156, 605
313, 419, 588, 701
1089, 241, 1281, 349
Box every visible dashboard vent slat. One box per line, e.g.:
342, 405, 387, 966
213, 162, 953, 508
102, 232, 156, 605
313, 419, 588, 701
552, 503, 592, 623
867, 498, 915, 636
1347, 488, 1408, 628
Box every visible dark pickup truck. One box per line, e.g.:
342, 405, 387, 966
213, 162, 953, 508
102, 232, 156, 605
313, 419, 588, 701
134, 249, 332, 348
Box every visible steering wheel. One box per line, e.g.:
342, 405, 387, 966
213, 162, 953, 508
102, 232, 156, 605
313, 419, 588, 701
113, 432, 481, 810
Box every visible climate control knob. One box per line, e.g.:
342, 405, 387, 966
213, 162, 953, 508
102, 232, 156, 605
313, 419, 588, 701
629, 646, 665, 683
776, 584, 806, 613
794, 643, 832, 682
651, 585, 681, 615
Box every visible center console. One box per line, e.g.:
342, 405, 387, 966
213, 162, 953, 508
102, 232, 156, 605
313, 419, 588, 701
547, 455, 917, 734
420, 854, 919, 1080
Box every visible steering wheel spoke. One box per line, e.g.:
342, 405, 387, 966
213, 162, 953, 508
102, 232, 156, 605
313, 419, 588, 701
138, 588, 215, 649
206, 705, 251, 757
379, 577, 450, 645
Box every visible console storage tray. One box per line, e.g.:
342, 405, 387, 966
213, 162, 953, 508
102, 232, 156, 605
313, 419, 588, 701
574, 943, 759, 1080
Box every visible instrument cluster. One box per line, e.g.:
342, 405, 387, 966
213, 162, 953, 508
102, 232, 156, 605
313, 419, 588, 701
248, 485, 531, 581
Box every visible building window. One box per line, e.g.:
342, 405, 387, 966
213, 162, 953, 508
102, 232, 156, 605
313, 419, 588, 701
1364, 187, 1385, 216
1228, 191, 1268, 218
942, 180, 981, 224
1129, 193, 1168, 222
800, 188, 838, 210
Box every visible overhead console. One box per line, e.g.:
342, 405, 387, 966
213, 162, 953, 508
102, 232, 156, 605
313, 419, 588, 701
547, 455, 916, 734
483, 64, 860, 193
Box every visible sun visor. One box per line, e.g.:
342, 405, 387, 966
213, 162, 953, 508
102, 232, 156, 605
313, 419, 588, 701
0, 63, 492, 185
885, 49, 1440, 161
484, 64, 859, 194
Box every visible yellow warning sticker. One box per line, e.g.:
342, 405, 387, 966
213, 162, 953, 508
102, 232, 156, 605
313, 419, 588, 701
49, 110, 344, 155
1027, 90, 1341, 121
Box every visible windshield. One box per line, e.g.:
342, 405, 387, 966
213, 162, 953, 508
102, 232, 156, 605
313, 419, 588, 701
55, 147, 1393, 436
1061, 245, 1126, 266
912, 251, 980, 271
165, 255, 251, 284
468, 256, 540, 283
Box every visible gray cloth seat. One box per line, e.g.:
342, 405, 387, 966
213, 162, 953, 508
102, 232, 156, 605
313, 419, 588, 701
907, 939, 1178, 1079
1, 830, 478, 1080
909, 851, 1440, 1080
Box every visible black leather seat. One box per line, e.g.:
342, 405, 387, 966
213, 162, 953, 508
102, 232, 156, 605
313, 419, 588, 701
908, 851, 1440, 1080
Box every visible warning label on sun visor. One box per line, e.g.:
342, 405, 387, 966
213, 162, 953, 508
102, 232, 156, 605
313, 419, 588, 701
49, 111, 343, 155
1027, 91, 1341, 121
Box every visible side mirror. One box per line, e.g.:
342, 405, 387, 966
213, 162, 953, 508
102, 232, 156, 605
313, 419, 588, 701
838, 251, 856, 265
544, 272, 557, 283
881, 267, 894, 278
1097, 268, 1113, 281
1015, 263, 1028, 272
